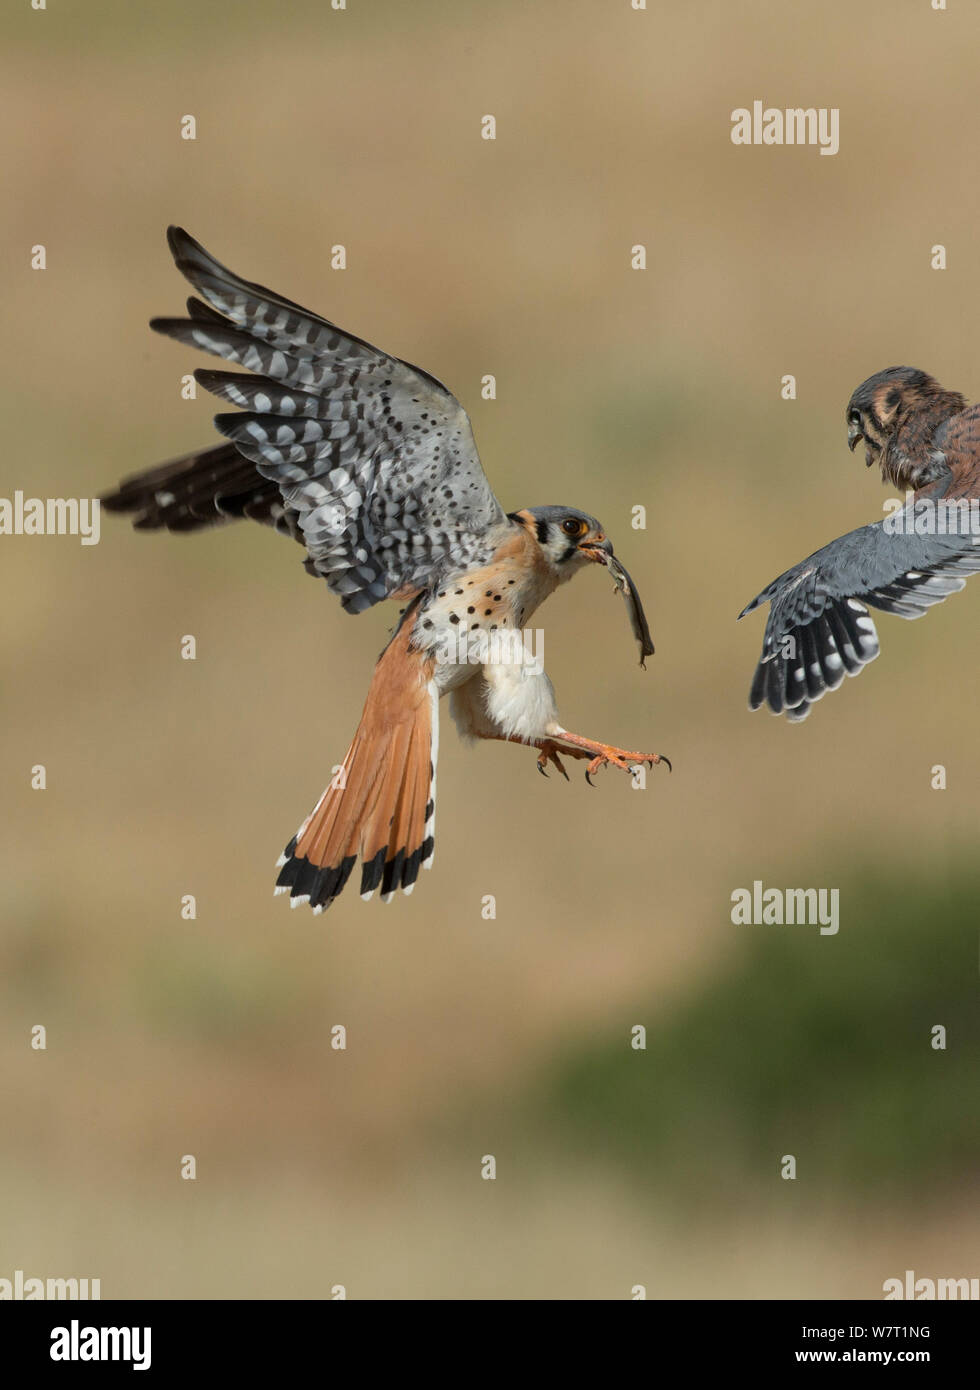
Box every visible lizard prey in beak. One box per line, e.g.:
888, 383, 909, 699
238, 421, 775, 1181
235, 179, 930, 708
581, 540, 655, 668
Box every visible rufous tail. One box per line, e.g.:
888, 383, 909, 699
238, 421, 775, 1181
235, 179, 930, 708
275, 616, 437, 913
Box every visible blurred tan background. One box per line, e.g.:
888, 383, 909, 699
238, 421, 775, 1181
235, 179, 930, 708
1, 0, 978, 1298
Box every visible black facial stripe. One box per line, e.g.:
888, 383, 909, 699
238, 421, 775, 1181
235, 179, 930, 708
558, 543, 579, 563
536, 518, 549, 544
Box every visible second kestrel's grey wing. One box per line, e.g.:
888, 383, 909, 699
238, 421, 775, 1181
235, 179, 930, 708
739, 506, 980, 721
150, 227, 508, 613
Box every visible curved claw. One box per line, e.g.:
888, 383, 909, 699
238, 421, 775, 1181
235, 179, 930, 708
583, 748, 672, 783
537, 740, 571, 780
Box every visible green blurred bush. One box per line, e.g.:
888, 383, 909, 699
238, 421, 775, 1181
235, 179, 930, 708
535, 863, 979, 1207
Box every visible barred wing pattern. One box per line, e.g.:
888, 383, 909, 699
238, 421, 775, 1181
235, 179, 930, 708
150, 227, 507, 613
740, 513, 980, 721
103, 440, 302, 538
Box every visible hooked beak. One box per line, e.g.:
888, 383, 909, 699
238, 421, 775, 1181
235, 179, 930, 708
578, 536, 614, 564
847, 421, 863, 453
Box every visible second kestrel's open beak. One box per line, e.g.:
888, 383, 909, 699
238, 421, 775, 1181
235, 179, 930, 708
847, 421, 863, 453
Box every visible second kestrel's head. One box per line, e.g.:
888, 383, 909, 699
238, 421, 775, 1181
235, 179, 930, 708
845, 366, 964, 482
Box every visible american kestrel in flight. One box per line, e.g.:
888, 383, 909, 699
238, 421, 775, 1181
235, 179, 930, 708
103, 229, 668, 911
740, 366, 980, 721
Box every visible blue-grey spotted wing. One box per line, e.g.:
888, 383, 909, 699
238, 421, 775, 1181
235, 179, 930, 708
143, 227, 507, 613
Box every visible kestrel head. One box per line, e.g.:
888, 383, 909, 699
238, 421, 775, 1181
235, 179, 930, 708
517, 505, 613, 574
846, 366, 948, 470
512, 505, 655, 664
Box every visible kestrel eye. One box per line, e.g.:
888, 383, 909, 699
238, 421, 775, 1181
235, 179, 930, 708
562, 518, 584, 536
848, 409, 862, 426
